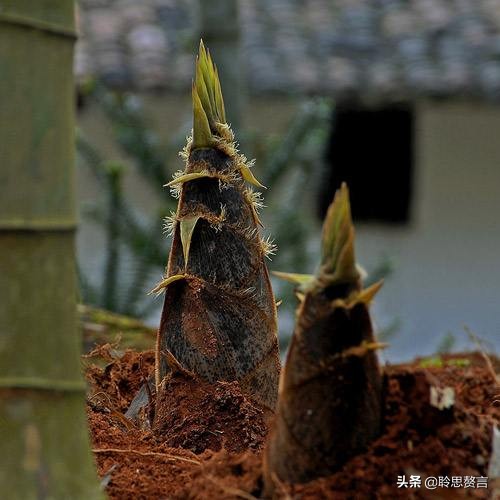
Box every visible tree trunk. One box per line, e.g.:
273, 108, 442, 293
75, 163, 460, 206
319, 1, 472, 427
0, 1, 102, 497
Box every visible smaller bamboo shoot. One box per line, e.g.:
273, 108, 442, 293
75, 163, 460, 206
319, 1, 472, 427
264, 184, 383, 493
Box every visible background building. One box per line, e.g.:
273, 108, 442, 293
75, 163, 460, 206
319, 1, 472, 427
76, 0, 500, 360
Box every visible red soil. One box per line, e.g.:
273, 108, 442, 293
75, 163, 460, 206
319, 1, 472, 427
85, 348, 499, 499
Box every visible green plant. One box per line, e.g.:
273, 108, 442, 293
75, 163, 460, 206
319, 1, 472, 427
418, 356, 471, 368
76, 89, 178, 318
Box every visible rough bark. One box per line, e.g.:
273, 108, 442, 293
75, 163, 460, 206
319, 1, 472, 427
0, 1, 102, 497
264, 184, 384, 493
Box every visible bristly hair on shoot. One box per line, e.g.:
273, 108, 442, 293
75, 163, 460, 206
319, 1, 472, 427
153, 40, 281, 413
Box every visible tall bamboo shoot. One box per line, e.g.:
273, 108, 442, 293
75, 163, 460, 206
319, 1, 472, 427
155, 42, 280, 410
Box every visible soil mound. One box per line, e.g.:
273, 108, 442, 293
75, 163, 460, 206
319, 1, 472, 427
153, 371, 270, 454
85, 349, 499, 499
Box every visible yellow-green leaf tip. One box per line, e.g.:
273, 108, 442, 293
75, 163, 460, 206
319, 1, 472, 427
148, 274, 186, 296
318, 182, 360, 287
192, 40, 227, 149
272, 271, 314, 286
180, 216, 200, 267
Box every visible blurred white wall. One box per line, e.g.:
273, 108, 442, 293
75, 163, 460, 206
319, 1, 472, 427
77, 96, 500, 361
357, 100, 500, 361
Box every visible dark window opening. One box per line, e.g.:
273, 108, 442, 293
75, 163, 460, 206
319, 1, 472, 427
318, 105, 414, 224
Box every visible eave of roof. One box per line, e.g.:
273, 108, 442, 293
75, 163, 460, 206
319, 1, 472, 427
76, 0, 500, 102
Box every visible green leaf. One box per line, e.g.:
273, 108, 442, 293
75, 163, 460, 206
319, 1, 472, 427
180, 216, 201, 266
272, 271, 314, 286
240, 163, 266, 188
191, 40, 228, 149
354, 279, 383, 305
192, 83, 212, 149
319, 182, 360, 286
148, 274, 186, 296
164, 171, 214, 187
